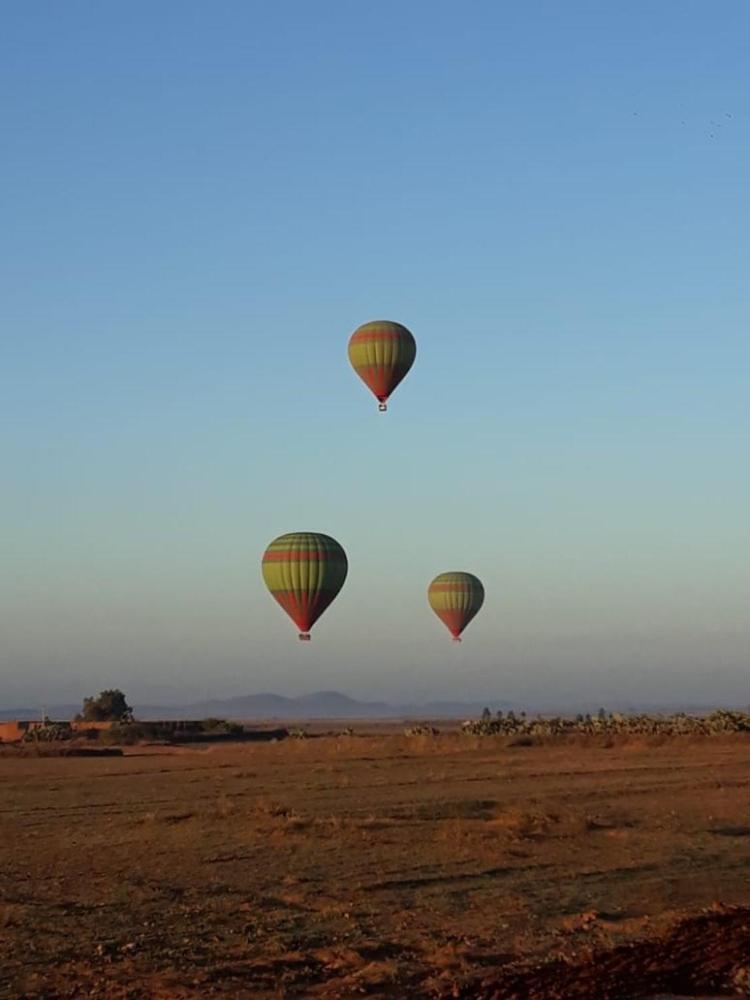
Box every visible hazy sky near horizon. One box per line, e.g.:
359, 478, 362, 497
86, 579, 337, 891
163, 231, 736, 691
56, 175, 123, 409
3, 1, 749, 707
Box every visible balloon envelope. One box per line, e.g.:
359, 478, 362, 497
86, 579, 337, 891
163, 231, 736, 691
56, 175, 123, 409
262, 532, 348, 640
348, 320, 416, 410
428, 572, 485, 640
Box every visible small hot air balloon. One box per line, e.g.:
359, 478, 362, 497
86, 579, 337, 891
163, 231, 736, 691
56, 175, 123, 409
428, 572, 485, 642
262, 533, 348, 640
348, 320, 416, 411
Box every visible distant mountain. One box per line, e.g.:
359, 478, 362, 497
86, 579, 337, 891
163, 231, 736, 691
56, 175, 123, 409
4, 691, 737, 723
0, 691, 516, 722
180, 690, 513, 720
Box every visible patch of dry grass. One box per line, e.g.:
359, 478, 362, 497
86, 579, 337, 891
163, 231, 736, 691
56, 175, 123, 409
484, 807, 561, 839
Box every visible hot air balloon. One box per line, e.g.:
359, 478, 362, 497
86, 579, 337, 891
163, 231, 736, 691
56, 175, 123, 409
348, 320, 416, 411
428, 572, 485, 642
262, 532, 348, 640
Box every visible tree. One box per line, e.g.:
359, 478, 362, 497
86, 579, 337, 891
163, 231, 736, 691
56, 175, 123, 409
481, 706, 491, 722
78, 689, 133, 723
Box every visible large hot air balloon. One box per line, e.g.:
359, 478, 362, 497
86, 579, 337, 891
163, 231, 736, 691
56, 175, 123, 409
348, 320, 416, 411
262, 532, 348, 640
428, 572, 485, 642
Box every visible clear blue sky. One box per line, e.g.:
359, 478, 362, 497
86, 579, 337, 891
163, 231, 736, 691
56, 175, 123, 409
3, 1, 749, 708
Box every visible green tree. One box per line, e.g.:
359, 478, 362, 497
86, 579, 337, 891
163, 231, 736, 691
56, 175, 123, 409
78, 689, 133, 723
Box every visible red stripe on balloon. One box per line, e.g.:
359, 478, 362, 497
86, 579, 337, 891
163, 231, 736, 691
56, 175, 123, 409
262, 551, 343, 562
350, 331, 407, 343
271, 590, 338, 632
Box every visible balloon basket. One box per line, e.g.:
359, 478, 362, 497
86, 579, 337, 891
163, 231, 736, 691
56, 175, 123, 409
298, 632, 311, 642
378, 401, 388, 412
452, 636, 462, 643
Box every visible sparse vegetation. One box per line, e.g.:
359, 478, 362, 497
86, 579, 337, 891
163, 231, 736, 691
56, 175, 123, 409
22, 721, 73, 743
404, 724, 440, 736
462, 708, 750, 737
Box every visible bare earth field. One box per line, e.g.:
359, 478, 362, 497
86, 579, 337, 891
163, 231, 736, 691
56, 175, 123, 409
2, 729, 750, 998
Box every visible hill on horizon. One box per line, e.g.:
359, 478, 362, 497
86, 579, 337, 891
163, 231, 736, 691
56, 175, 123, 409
0, 690, 518, 722
1, 689, 745, 723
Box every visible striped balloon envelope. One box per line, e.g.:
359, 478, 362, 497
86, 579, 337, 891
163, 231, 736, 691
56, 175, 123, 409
262, 533, 348, 641
347, 320, 416, 411
428, 572, 485, 642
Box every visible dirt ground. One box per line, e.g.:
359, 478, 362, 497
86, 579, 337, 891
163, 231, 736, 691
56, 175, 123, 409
2, 730, 750, 998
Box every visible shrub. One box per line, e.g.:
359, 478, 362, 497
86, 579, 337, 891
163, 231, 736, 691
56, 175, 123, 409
77, 690, 133, 723
404, 725, 439, 736
22, 722, 72, 743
